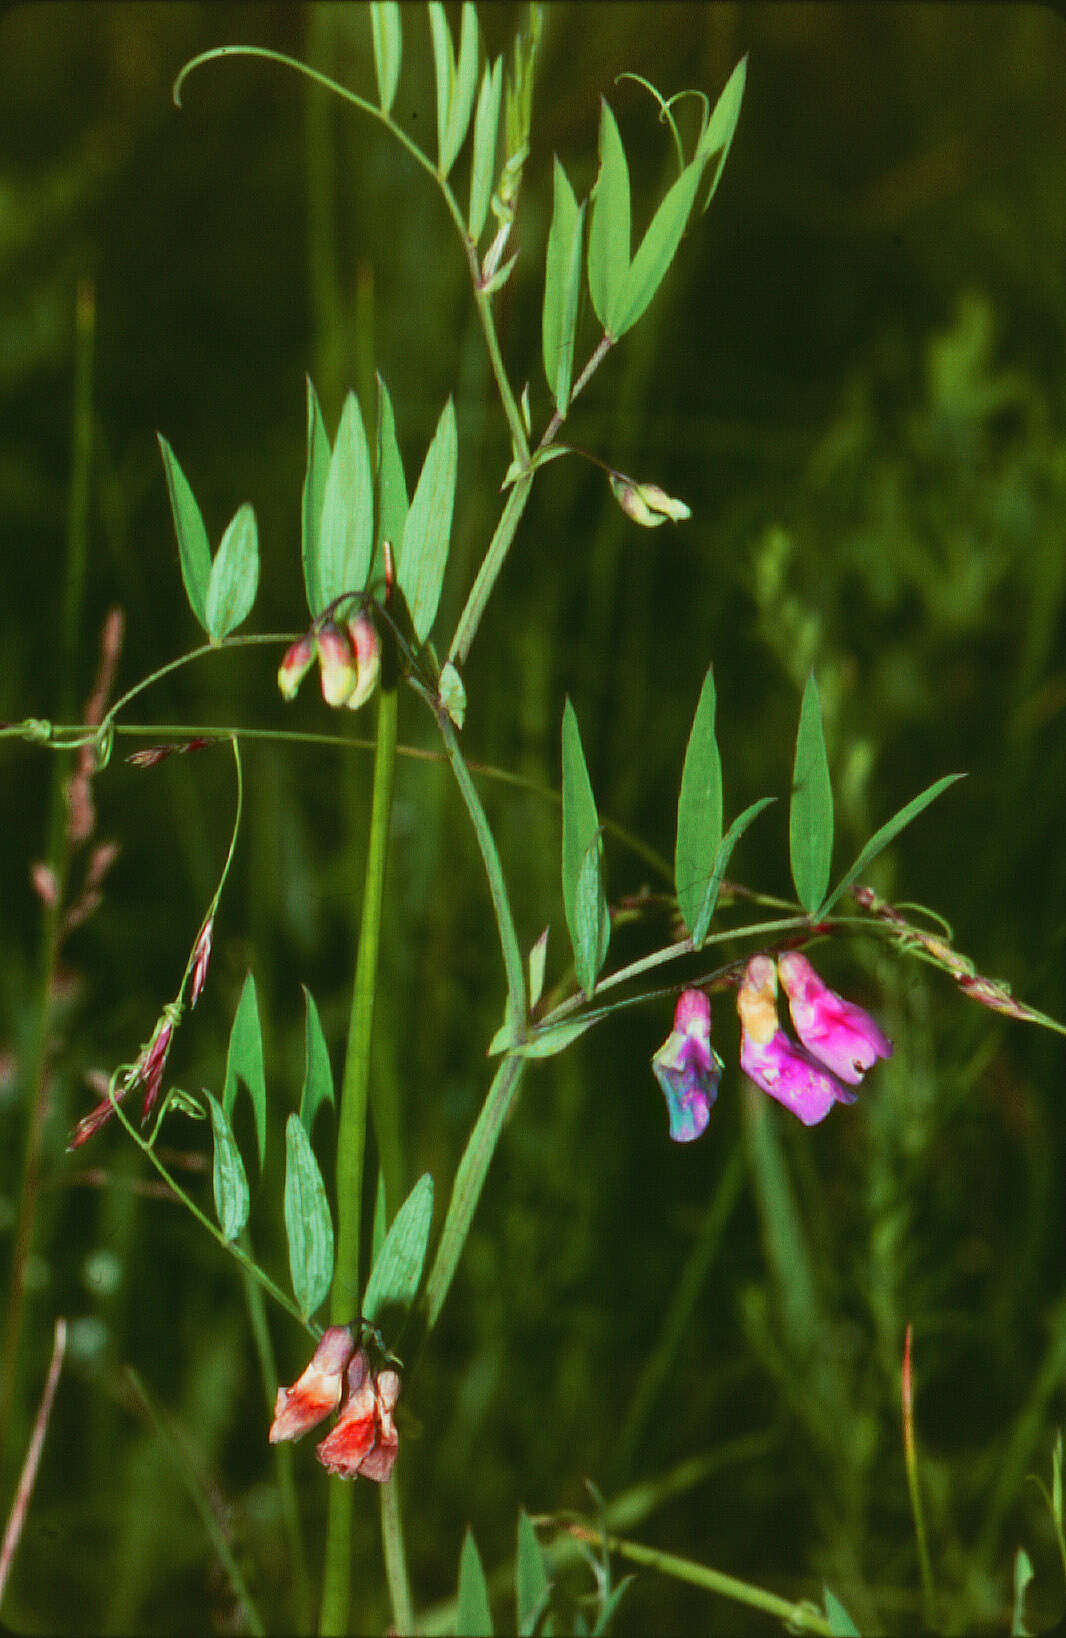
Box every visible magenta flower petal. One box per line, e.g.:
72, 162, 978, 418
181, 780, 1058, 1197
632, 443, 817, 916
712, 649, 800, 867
651, 989, 721, 1143
740, 1028, 855, 1125
777, 952, 892, 1084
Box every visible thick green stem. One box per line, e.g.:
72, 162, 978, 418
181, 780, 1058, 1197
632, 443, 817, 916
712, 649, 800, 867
319, 684, 398, 1637
380, 1474, 413, 1634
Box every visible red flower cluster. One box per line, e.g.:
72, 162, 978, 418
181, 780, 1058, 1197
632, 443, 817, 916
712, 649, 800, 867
269, 1327, 400, 1483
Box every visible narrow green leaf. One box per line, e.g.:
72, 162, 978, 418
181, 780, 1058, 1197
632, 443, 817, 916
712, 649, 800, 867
675, 666, 723, 939
205, 1091, 250, 1243
692, 797, 776, 947
223, 972, 266, 1168
440, 2, 479, 178
528, 928, 548, 1010
542, 158, 584, 415
612, 158, 700, 338
397, 397, 457, 642
427, 2, 455, 173
376, 373, 408, 562
372, 1167, 388, 1265
283, 1112, 334, 1318
362, 1172, 434, 1326
573, 832, 609, 999
516, 1510, 551, 1638
790, 671, 834, 913
456, 1528, 493, 1638
822, 1587, 861, 1638
561, 699, 606, 988
819, 773, 966, 916
591, 1578, 635, 1637
318, 390, 374, 608
515, 1016, 597, 1059
298, 985, 335, 1134
697, 55, 747, 211
1010, 1548, 1034, 1638
369, 1, 402, 116
204, 503, 259, 642
158, 433, 211, 630
587, 99, 631, 333
302, 375, 331, 615
468, 56, 503, 242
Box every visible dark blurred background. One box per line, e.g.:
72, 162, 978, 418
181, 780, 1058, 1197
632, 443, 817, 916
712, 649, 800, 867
1, 4, 1065, 1632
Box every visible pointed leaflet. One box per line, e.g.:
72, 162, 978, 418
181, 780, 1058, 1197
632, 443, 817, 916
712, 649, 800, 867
397, 397, 457, 642
611, 157, 701, 339
222, 972, 266, 1168
283, 1112, 334, 1318
468, 56, 503, 243
204, 503, 258, 642
822, 1587, 861, 1638
317, 390, 374, 608
675, 666, 723, 939
516, 1510, 551, 1638
428, 3, 479, 179
528, 927, 549, 1010
691, 797, 775, 947
587, 99, 631, 333
790, 672, 834, 913
456, 1528, 493, 1638
205, 1091, 250, 1243
158, 434, 211, 630
819, 773, 966, 916
376, 373, 408, 562
298, 985, 335, 1134
369, 2, 402, 116
427, 2, 455, 167
302, 376, 331, 614
361, 1172, 434, 1326
696, 55, 747, 211
561, 700, 609, 998
542, 158, 585, 415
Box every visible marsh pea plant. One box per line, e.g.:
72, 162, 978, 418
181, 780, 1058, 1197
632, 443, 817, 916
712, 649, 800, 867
2, 6, 1064, 1635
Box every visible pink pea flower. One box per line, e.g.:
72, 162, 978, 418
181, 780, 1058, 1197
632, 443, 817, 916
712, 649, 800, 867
316, 622, 359, 707
651, 988, 721, 1142
316, 1352, 401, 1483
269, 1326, 356, 1444
737, 956, 855, 1127
277, 632, 317, 702
344, 614, 381, 713
777, 951, 892, 1085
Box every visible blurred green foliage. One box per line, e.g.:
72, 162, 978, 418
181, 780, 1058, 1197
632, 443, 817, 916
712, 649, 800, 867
1, 3, 1066, 1632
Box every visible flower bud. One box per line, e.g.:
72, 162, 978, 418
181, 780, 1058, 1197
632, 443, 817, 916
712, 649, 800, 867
344, 614, 381, 712
609, 472, 692, 528
316, 623, 358, 707
277, 633, 317, 701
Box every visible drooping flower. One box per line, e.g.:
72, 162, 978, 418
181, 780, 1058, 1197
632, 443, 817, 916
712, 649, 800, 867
316, 622, 360, 707
651, 988, 721, 1142
777, 951, 892, 1084
316, 1353, 401, 1482
344, 614, 381, 713
269, 1326, 356, 1444
277, 632, 317, 701
737, 955, 855, 1127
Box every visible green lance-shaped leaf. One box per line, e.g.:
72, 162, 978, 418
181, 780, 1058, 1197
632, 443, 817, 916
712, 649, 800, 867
468, 55, 503, 243
298, 985, 335, 1134
317, 390, 374, 609
456, 1528, 493, 1638
542, 157, 585, 416
369, 1, 402, 116
361, 1171, 434, 1327
371, 1167, 388, 1265
696, 54, 748, 211
691, 796, 776, 947
675, 665, 723, 940
301, 375, 331, 614
611, 156, 701, 339
375, 373, 408, 563
204, 503, 259, 642
819, 772, 966, 916
515, 1509, 551, 1638
283, 1112, 334, 1318
587, 98, 631, 333
790, 671, 834, 913
222, 972, 266, 1168
205, 1091, 250, 1243
397, 396, 457, 643
158, 433, 211, 630
822, 1586, 861, 1638
561, 699, 610, 999
429, 2, 479, 179
427, 1, 455, 165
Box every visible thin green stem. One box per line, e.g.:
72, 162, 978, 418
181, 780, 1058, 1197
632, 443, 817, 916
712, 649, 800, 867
447, 472, 534, 671
319, 684, 398, 1638
380, 1475, 414, 1635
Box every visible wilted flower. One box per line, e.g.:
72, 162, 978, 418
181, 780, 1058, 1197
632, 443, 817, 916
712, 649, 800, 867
269, 1326, 356, 1444
737, 955, 855, 1126
777, 951, 892, 1084
608, 471, 692, 528
344, 614, 381, 712
277, 632, 317, 701
190, 918, 214, 1009
651, 988, 721, 1142
316, 1352, 401, 1483
138, 1018, 174, 1124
